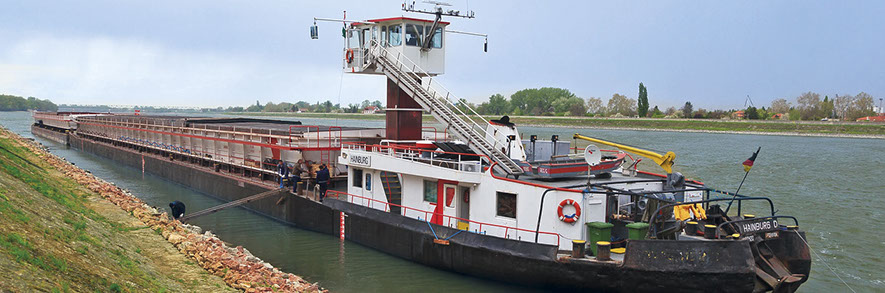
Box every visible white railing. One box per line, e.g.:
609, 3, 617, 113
343, 143, 483, 173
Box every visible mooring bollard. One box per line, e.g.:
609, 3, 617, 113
685, 221, 698, 236
596, 241, 611, 261
572, 240, 586, 258
704, 224, 718, 239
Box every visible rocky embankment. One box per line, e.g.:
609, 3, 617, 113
5, 128, 323, 292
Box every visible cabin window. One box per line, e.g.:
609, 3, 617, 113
353, 168, 363, 188
423, 180, 437, 203
430, 27, 443, 49
388, 24, 402, 46
496, 192, 517, 218
405, 24, 422, 46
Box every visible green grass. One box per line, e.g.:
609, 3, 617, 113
0, 232, 68, 273
0, 192, 30, 223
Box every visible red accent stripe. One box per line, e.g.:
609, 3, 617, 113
366, 17, 450, 25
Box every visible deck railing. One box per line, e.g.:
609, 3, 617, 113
326, 190, 561, 247
342, 142, 487, 173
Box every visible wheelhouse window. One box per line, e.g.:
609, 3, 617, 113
405, 24, 422, 46
353, 168, 363, 188
430, 27, 443, 48
380, 26, 387, 46
347, 29, 361, 49
496, 192, 517, 218
423, 180, 437, 203
388, 24, 402, 46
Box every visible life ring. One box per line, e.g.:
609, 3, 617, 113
345, 49, 354, 63
558, 199, 581, 223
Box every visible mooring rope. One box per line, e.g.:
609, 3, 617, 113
793, 230, 856, 293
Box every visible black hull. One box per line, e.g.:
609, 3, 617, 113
35, 129, 807, 292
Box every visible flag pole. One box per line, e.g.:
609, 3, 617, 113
725, 147, 760, 214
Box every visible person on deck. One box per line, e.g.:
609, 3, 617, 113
316, 164, 330, 201
277, 161, 289, 189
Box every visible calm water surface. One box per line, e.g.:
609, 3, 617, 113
2, 111, 882, 292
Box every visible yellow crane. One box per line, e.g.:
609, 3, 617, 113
573, 134, 676, 174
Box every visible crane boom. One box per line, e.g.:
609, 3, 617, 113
573, 134, 676, 174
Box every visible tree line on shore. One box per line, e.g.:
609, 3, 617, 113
0, 94, 58, 111
470, 85, 878, 121
229, 99, 384, 113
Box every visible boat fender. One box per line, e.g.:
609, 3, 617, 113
557, 199, 581, 223
346, 49, 354, 64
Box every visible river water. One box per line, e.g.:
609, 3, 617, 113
2, 111, 882, 292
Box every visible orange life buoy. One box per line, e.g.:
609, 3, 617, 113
557, 199, 581, 223
346, 49, 354, 63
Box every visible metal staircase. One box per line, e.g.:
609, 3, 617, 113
380, 171, 402, 214
365, 41, 523, 175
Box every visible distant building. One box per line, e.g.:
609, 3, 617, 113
363, 106, 381, 114
856, 116, 885, 122
771, 113, 784, 120
732, 110, 745, 119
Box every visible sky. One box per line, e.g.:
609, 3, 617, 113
1, 1, 883, 110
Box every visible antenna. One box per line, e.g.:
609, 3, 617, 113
403, 0, 485, 51
403, 0, 475, 19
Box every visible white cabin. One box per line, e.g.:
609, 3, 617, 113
345, 17, 448, 76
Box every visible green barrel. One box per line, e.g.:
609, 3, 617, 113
586, 222, 614, 256
626, 222, 650, 240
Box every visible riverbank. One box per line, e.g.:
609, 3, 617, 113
225, 112, 885, 139
0, 127, 321, 292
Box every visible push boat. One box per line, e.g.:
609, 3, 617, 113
30, 3, 811, 292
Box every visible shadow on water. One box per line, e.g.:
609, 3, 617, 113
3, 111, 883, 291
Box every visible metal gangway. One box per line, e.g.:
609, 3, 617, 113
366, 41, 523, 175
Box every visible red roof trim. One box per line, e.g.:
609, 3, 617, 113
366, 17, 450, 25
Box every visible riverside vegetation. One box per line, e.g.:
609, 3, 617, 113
0, 127, 322, 292
224, 112, 885, 138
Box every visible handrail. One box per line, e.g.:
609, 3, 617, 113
326, 190, 561, 247
366, 40, 511, 156
715, 215, 799, 238
648, 197, 777, 237
343, 142, 488, 173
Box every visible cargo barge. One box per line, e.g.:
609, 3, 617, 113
30, 3, 811, 292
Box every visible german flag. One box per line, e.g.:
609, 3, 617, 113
742, 147, 761, 172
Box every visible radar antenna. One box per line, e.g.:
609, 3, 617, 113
402, 1, 485, 51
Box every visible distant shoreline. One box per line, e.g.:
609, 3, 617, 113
225, 112, 885, 139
